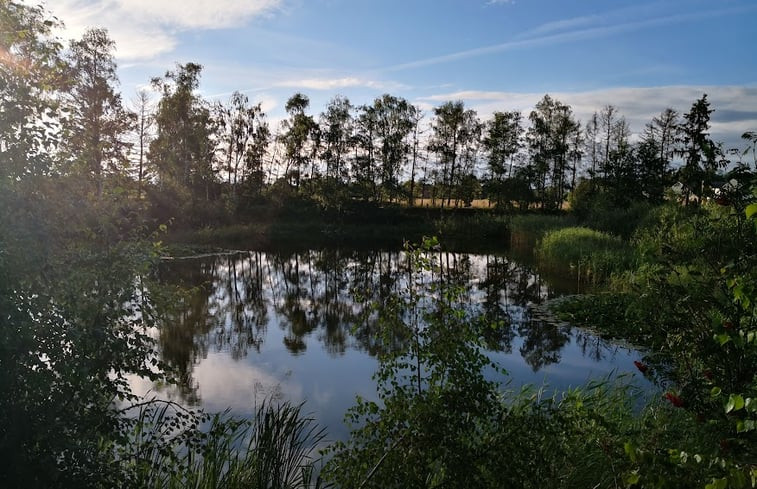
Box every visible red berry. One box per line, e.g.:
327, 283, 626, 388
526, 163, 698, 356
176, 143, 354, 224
664, 392, 684, 408
634, 360, 649, 374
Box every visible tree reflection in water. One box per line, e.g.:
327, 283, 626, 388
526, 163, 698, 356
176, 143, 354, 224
151, 248, 586, 403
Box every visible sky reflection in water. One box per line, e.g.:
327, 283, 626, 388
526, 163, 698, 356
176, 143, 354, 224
141, 248, 645, 440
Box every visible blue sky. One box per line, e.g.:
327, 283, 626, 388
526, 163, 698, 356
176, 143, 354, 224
45, 0, 757, 149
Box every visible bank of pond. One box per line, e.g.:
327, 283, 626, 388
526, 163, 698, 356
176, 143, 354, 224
2, 199, 755, 489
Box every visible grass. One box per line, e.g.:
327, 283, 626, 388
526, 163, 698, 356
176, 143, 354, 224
123, 400, 326, 489
536, 226, 635, 286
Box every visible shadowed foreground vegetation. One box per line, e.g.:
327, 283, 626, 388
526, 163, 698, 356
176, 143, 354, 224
2, 2, 757, 487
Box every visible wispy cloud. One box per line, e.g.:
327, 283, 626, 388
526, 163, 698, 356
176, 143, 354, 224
387, 5, 756, 72
517, 14, 601, 37
39, 0, 283, 60
276, 77, 406, 91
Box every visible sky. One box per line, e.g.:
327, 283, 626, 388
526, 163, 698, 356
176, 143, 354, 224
40, 0, 757, 151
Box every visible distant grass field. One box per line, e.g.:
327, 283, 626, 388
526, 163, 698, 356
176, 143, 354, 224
410, 198, 494, 209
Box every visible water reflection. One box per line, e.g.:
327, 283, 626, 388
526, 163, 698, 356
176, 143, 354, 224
149, 248, 641, 416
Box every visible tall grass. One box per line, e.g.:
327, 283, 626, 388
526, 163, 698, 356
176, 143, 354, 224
122, 400, 326, 489
537, 226, 635, 285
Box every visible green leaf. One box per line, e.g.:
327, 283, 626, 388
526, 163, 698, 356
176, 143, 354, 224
711, 386, 722, 398
716, 333, 732, 346
725, 394, 745, 413
745, 397, 756, 413
624, 442, 638, 463
746, 203, 757, 219
625, 471, 640, 485
705, 478, 728, 489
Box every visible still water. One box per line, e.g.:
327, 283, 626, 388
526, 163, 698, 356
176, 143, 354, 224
137, 247, 645, 441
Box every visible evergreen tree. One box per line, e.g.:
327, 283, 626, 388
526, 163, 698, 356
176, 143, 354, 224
60, 28, 133, 196
678, 94, 724, 205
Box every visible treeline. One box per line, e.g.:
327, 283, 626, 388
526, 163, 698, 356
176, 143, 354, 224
4, 4, 754, 229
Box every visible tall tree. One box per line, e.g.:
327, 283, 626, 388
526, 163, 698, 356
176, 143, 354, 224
320, 95, 353, 184
129, 89, 154, 201
637, 108, 679, 202
352, 104, 379, 200
407, 105, 425, 207
372, 94, 414, 202
150, 63, 217, 202
428, 101, 480, 207
0, 1, 66, 182
216, 91, 269, 197
678, 94, 723, 205
583, 112, 600, 178
279, 93, 317, 189
526, 95, 578, 209
483, 110, 523, 182
59, 28, 133, 196
597, 105, 623, 179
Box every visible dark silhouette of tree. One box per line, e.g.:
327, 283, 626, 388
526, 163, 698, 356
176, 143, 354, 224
59, 28, 133, 196
526, 95, 578, 209
129, 89, 154, 201
352, 103, 379, 200
149, 63, 217, 208
637, 108, 679, 202
320, 95, 353, 184
0, 1, 66, 182
677, 94, 725, 205
372, 94, 414, 202
407, 105, 425, 206
216, 91, 269, 201
279, 93, 318, 190
484, 111, 524, 208
428, 101, 481, 207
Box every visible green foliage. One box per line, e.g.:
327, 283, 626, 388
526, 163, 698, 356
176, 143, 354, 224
121, 401, 325, 489
552, 176, 757, 487
323, 236, 503, 488
149, 62, 218, 219
0, 1, 66, 181
568, 180, 655, 238
537, 226, 635, 285
322, 237, 689, 488
60, 28, 134, 196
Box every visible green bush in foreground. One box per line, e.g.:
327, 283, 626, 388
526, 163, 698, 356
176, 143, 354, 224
553, 189, 757, 487
322, 238, 722, 488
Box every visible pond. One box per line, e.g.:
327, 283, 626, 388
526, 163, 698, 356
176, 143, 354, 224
132, 246, 646, 441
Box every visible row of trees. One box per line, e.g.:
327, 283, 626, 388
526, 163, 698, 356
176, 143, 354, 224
1, 4, 739, 224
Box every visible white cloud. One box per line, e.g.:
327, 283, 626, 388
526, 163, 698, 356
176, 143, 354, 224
276, 76, 405, 91
113, 0, 280, 30
37, 0, 283, 60
417, 85, 757, 149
